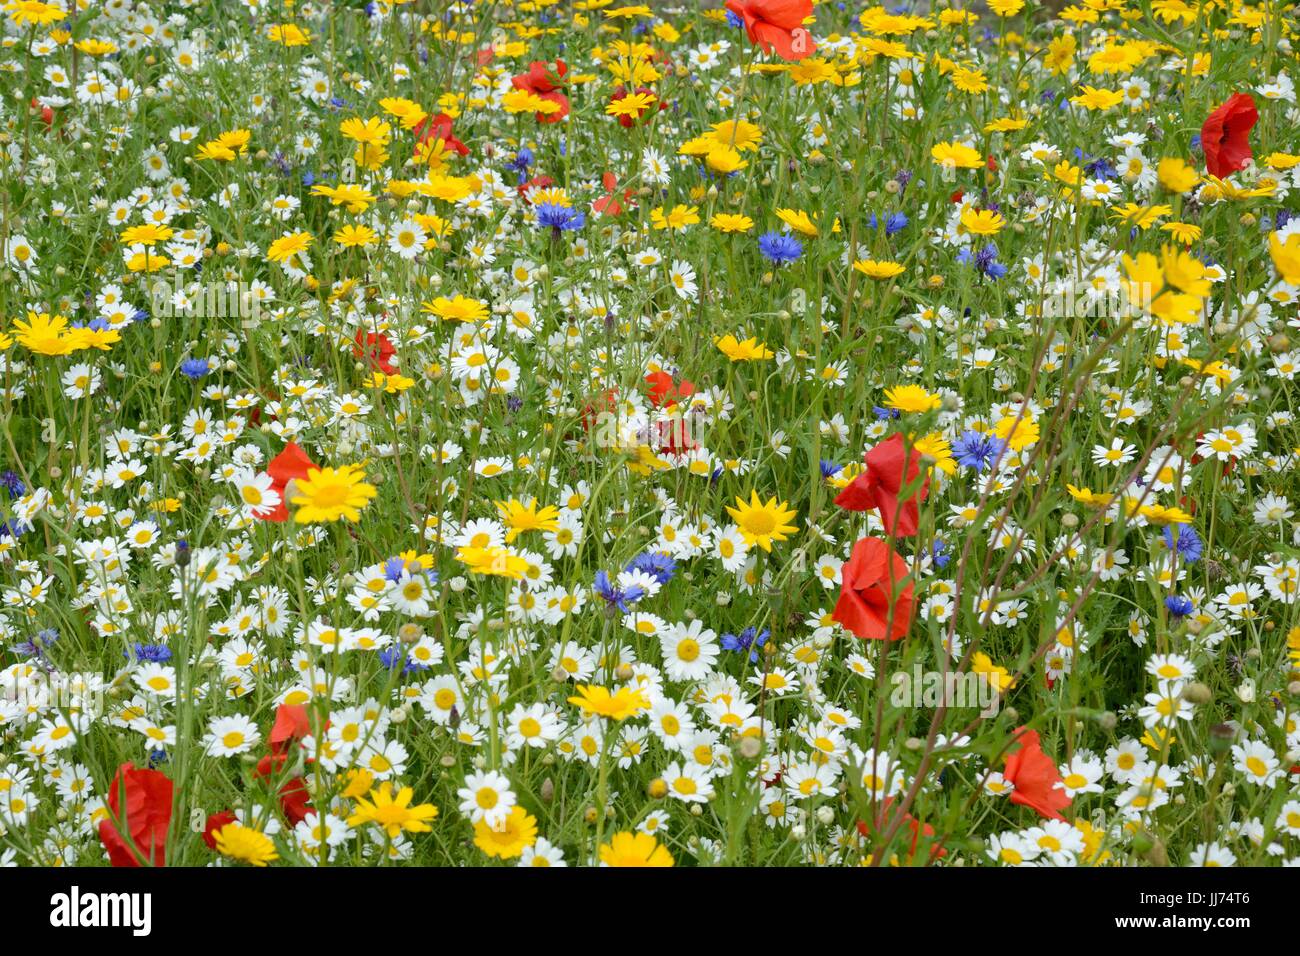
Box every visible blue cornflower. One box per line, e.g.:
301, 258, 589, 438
721, 626, 770, 663
725, 9, 743, 28
952, 430, 1006, 472
873, 405, 901, 420
819, 460, 843, 479
1162, 525, 1203, 564
1165, 594, 1194, 618
180, 358, 209, 380
625, 551, 676, 587
594, 570, 645, 612
757, 231, 803, 265
884, 212, 909, 235
931, 539, 951, 569
0, 470, 24, 498
536, 203, 585, 232
125, 643, 173, 664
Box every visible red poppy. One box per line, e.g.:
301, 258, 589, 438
856, 797, 947, 863
268, 703, 311, 755
30, 97, 53, 129
724, 0, 816, 60
511, 59, 570, 123
608, 85, 665, 129
475, 47, 495, 67
517, 174, 555, 202
97, 763, 173, 867
645, 370, 695, 408
834, 433, 929, 537
413, 112, 469, 157
262, 442, 317, 523
201, 809, 238, 850
593, 171, 635, 218
253, 753, 313, 826
1201, 93, 1258, 179
950, 189, 965, 204
832, 536, 914, 641
353, 329, 397, 375
1003, 727, 1071, 821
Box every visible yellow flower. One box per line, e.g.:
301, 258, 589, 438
775, 208, 820, 237
473, 806, 538, 859
568, 684, 651, 721
726, 491, 799, 552
421, 295, 489, 322
495, 498, 561, 542
339, 115, 392, 145
1160, 221, 1201, 245
266, 231, 313, 264
853, 259, 905, 280
959, 207, 1006, 236
119, 224, 173, 246
714, 334, 774, 361
213, 823, 279, 867
311, 183, 375, 213
1109, 203, 1170, 231
1070, 86, 1124, 110
456, 545, 529, 579
12, 311, 74, 356
334, 224, 378, 247
1157, 157, 1200, 193
704, 145, 748, 175
347, 783, 439, 839
971, 653, 1014, 693
290, 464, 377, 523
651, 204, 701, 231
599, 831, 674, 867
883, 384, 940, 414
379, 96, 428, 130
267, 23, 311, 46
1139, 503, 1193, 525
931, 141, 983, 169
710, 213, 754, 233
5, 1, 66, 27
994, 414, 1039, 451
987, 0, 1024, 15
1269, 232, 1300, 285
911, 432, 956, 475
1066, 484, 1113, 508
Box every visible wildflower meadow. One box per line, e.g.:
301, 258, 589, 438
2, 0, 1300, 881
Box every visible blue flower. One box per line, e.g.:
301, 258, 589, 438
1165, 594, 1194, 618
931, 539, 951, 569
1162, 525, 1203, 564
819, 459, 843, 478
758, 231, 803, 265
952, 430, 1006, 472
536, 203, 585, 232
594, 570, 644, 612
625, 551, 676, 587
125, 643, 173, 664
0, 470, 25, 498
180, 358, 209, 380
721, 626, 770, 663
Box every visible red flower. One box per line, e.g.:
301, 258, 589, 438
724, 0, 816, 60
645, 370, 695, 408
608, 85, 665, 128
353, 329, 397, 375
30, 97, 53, 128
262, 442, 317, 523
512, 59, 570, 123
1003, 727, 1071, 821
832, 536, 914, 641
593, 171, 635, 218
97, 763, 173, 867
201, 810, 238, 850
268, 703, 311, 756
834, 433, 929, 537
414, 112, 469, 157
856, 798, 947, 864
517, 174, 555, 202
253, 754, 313, 826
1201, 93, 1258, 179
